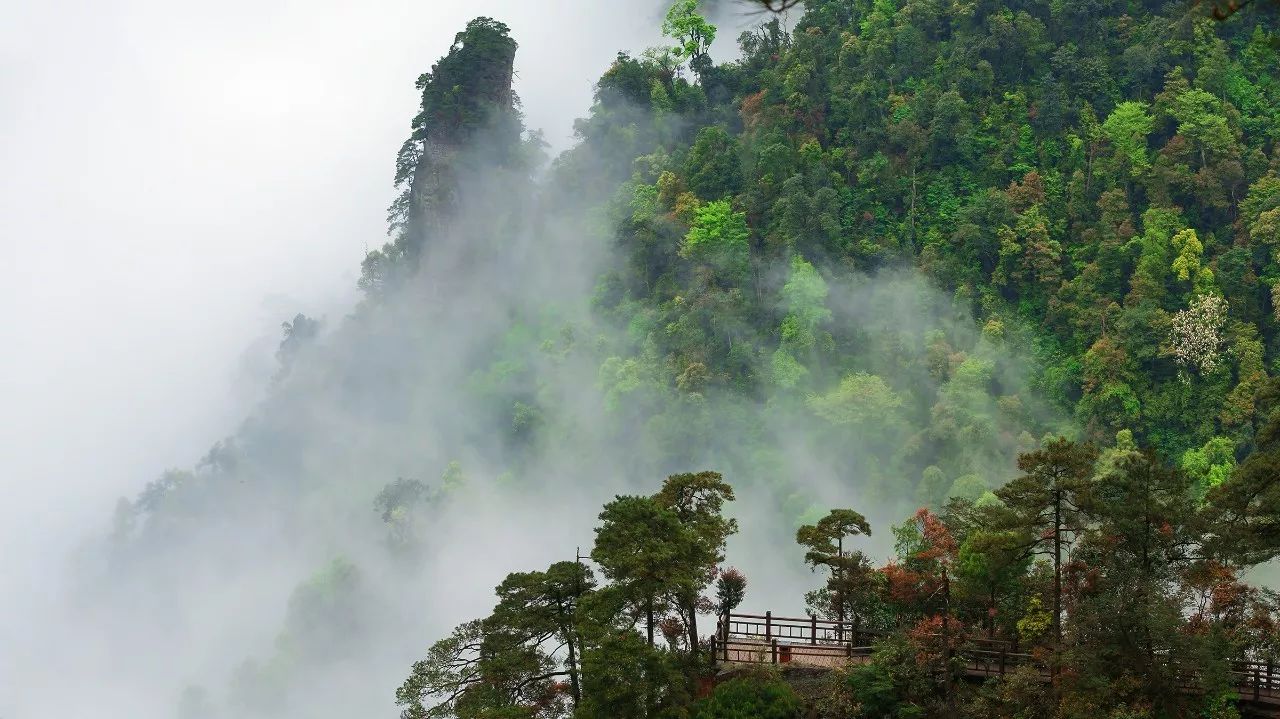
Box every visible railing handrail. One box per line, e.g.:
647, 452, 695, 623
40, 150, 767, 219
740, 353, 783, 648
723, 611, 1014, 650
715, 610, 1278, 704
727, 611, 877, 626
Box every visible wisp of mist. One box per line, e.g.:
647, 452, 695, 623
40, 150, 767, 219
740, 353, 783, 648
0, 2, 1051, 717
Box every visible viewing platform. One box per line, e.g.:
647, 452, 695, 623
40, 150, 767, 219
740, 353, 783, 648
708, 610, 1280, 716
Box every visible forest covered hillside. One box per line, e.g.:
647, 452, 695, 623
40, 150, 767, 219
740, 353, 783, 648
67, 1, 1280, 718
550, 0, 1280, 499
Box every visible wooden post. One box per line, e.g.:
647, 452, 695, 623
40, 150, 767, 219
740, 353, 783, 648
765, 611, 772, 642
999, 648, 1006, 676
771, 638, 778, 665
1255, 668, 1262, 701
853, 615, 861, 647
714, 619, 722, 666
811, 614, 817, 644
721, 610, 730, 666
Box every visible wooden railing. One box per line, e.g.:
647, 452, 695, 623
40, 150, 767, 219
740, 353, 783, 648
707, 611, 1280, 709
720, 610, 884, 648
708, 610, 1029, 675
1231, 661, 1280, 703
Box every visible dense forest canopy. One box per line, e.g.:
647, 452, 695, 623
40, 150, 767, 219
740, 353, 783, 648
67, 0, 1280, 718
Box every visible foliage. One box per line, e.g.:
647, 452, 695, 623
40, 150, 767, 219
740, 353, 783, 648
842, 637, 932, 719
391, 437, 1278, 719
274, 313, 319, 380
681, 199, 750, 281
694, 676, 801, 719
714, 567, 747, 615
663, 0, 717, 73
112, 5, 1280, 717
1206, 378, 1280, 562
396, 560, 596, 718
995, 437, 1098, 646
797, 509, 880, 626
230, 558, 373, 714
1101, 102, 1155, 177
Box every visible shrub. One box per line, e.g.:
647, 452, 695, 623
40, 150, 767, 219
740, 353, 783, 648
695, 676, 802, 719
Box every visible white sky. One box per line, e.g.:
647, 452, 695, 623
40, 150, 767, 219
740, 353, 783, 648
0, 4, 787, 714
0, 0, 672, 597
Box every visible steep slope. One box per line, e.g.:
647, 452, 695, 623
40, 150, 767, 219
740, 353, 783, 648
56, 1, 1280, 717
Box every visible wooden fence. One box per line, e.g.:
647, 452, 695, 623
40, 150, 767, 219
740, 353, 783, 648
707, 610, 1280, 711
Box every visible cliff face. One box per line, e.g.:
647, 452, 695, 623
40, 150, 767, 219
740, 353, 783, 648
358, 17, 526, 298
398, 17, 522, 261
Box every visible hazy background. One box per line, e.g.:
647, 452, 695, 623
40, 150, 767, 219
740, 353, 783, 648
0, 1, 769, 714
0, 0, 672, 609
4, 2, 1269, 716
0, 0, 774, 579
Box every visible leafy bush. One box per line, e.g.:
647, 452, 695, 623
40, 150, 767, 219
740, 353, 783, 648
694, 676, 802, 719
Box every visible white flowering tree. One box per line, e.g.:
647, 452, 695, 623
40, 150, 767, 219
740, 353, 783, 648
1170, 294, 1228, 373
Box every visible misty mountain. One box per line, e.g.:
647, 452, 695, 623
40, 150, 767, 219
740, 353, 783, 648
8, 1, 1280, 718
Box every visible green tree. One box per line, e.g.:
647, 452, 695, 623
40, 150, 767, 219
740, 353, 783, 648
1206, 378, 1280, 564
278, 558, 368, 660
576, 629, 690, 719
694, 675, 801, 719
1168, 87, 1236, 167
1070, 451, 1210, 713
806, 373, 902, 427
662, 0, 717, 75
396, 621, 491, 719
489, 561, 596, 705
592, 495, 686, 647
1101, 101, 1155, 177
374, 477, 434, 553
1180, 436, 1236, 499
944, 498, 1032, 640
796, 509, 875, 629
779, 255, 832, 354
1170, 228, 1214, 294
681, 199, 750, 283
380, 17, 522, 271
397, 561, 594, 718
684, 126, 742, 200
994, 438, 1099, 649
653, 470, 738, 653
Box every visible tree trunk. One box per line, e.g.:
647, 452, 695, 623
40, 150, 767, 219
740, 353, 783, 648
989, 584, 997, 640
1052, 481, 1064, 704
647, 596, 655, 647
1053, 486, 1063, 649
565, 624, 581, 705
555, 597, 583, 707
1142, 505, 1154, 668
687, 598, 699, 655
836, 536, 845, 626
909, 165, 918, 249
942, 567, 952, 708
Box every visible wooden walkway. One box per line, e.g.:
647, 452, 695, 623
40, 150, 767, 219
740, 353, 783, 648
709, 611, 1280, 716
